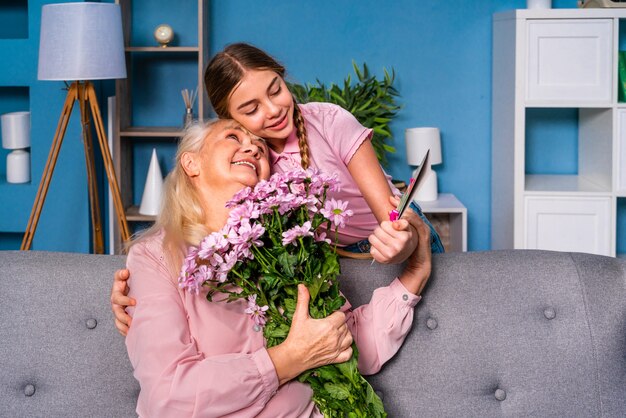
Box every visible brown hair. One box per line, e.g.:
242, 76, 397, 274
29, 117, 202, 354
204, 43, 310, 168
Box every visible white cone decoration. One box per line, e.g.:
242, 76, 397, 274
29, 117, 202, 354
139, 149, 164, 216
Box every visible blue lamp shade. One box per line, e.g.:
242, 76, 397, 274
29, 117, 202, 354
38, 2, 126, 81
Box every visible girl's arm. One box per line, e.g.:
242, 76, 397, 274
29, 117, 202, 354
348, 145, 418, 263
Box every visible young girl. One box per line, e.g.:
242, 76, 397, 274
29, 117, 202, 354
204, 42, 444, 261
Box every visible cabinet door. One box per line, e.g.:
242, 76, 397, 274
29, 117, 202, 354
524, 195, 612, 255
526, 19, 613, 103
618, 110, 626, 195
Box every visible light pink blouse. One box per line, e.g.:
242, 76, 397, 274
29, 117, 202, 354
269, 102, 399, 247
125, 231, 420, 417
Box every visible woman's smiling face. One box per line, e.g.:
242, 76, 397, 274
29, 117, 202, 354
194, 120, 271, 192
226, 69, 295, 146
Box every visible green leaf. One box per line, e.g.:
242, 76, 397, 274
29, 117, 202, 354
283, 296, 296, 317
335, 356, 359, 384
324, 382, 351, 400
366, 384, 387, 415
277, 252, 298, 277
314, 365, 339, 381
264, 322, 290, 343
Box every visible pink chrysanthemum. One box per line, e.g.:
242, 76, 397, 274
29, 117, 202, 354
244, 294, 269, 326
281, 221, 314, 245
321, 198, 353, 229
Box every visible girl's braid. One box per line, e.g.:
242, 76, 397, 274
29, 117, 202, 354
292, 100, 310, 169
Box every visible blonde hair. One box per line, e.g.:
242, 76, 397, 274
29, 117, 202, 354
204, 42, 311, 169
128, 120, 222, 274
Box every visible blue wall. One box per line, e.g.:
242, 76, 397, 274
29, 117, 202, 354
3, 0, 624, 254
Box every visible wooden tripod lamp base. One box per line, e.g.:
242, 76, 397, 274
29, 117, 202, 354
21, 81, 130, 253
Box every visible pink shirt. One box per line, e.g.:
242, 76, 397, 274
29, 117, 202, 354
125, 231, 421, 418
269, 102, 398, 246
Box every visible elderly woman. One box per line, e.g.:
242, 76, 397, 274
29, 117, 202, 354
124, 119, 431, 417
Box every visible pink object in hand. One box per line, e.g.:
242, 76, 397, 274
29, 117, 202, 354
389, 209, 399, 221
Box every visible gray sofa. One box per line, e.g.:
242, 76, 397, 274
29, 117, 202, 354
1, 249, 625, 417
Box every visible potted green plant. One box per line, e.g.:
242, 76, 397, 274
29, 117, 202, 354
289, 62, 401, 167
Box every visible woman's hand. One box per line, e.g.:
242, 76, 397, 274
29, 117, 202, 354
267, 284, 353, 386
398, 213, 432, 295
368, 195, 419, 264
110, 268, 136, 336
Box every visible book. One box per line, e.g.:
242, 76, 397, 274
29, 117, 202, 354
390, 149, 431, 221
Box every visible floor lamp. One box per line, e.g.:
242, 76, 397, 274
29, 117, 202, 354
21, 2, 130, 253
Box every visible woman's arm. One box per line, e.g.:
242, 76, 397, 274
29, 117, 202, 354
344, 214, 432, 374
126, 242, 279, 417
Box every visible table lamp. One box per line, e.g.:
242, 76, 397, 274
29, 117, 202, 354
1, 111, 31, 183
22, 2, 130, 252
405, 127, 442, 201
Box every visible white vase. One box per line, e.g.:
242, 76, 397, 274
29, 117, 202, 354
139, 149, 164, 216
6, 149, 30, 183
527, 0, 552, 9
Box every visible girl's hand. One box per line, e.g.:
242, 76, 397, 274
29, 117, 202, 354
267, 284, 353, 386
111, 268, 136, 336
368, 195, 419, 264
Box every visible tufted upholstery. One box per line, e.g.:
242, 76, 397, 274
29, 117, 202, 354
0, 250, 624, 417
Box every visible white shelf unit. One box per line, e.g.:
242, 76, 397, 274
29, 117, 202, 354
492, 9, 626, 257
416, 193, 467, 252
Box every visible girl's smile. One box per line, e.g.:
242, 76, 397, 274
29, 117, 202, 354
228, 69, 295, 149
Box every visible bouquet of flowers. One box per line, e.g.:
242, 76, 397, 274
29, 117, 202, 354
179, 169, 386, 417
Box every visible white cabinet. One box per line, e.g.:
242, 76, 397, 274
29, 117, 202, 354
524, 196, 612, 254
492, 9, 626, 257
526, 19, 613, 103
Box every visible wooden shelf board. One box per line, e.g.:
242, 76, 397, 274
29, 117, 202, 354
120, 126, 183, 137
125, 46, 199, 53
126, 205, 156, 222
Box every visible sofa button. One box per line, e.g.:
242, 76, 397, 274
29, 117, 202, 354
86, 318, 97, 329
495, 389, 506, 401
24, 384, 35, 397
543, 308, 556, 320
402, 294, 409, 301
426, 318, 438, 330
